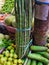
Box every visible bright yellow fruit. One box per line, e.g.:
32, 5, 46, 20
17, 59, 23, 64
13, 54, 17, 59
14, 59, 17, 64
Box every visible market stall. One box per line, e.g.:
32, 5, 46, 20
0, 0, 49, 65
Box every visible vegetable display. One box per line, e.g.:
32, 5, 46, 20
0, 33, 14, 50
0, 33, 23, 65
0, 45, 23, 65
30, 46, 48, 52
23, 35, 49, 65
23, 46, 49, 65
4, 15, 16, 27
28, 53, 49, 64
0, 0, 49, 65
15, 0, 32, 58
1, 0, 14, 13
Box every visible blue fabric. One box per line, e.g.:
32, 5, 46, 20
16, 27, 31, 31
35, 0, 49, 5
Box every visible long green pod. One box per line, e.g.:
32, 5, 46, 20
28, 53, 49, 64
37, 52, 49, 59
31, 60, 36, 65
26, 59, 31, 65
47, 63, 49, 65
30, 46, 48, 52
28, 0, 32, 27
37, 62, 43, 65
24, 58, 28, 65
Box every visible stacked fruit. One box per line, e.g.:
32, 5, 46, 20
0, 33, 13, 51
0, 45, 23, 65
4, 15, 16, 27
24, 45, 49, 65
